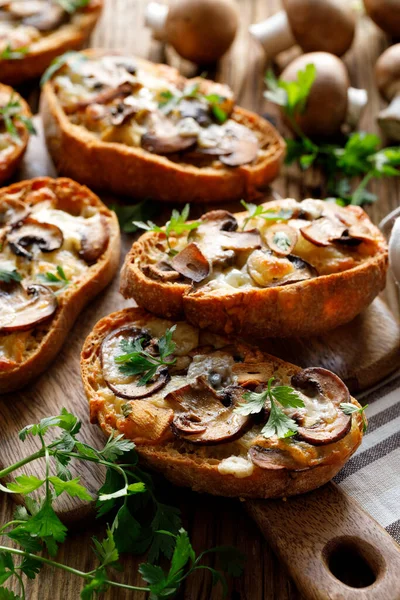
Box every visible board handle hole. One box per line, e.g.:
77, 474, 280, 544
322, 536, 385, 589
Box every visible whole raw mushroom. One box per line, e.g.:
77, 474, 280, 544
364, 0, 400, 37
278, 52, 368, 137
145, 0, 239, 64
375, 44, 400, 141
249, 0, 355, 58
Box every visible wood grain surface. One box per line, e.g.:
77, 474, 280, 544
1, 1, 400, 599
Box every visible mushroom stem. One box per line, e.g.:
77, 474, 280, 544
249, 11, 295, 57
346, 87, 368, 128
377, 94, 400, 141
145, 1, 169, 41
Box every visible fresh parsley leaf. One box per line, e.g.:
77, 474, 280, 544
271, 384, 305, 408
264, 64, 316, 119
80, 568, 108, 600
0, 269, 21, 283
10, 500, 67, 556
112, 505, 143, 554
0, 44, 29, 60
92, 529, 120, 568
261, 398, 299, 439
148, 503, 182, 562
49, 476, 92, 501
340, 403, 368, 433
0, 95, 36, 140
235, 389, 267, 415
55, 0, 90, 13
115, 326, 177, 385
0, 588, 22, 600
111, 199, 160, 233
19, 556, 42, 580
240, 200, 292, 230
38, 266, 69, 287
100, 434, 136, 462
40, 51, 87, 86
6, 475, 44, 495
0, 553, 14, 585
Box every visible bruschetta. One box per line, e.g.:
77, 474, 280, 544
0, 177, 120, 393
0, 84, 33, 185
120, 198, 388, 338
81, 307, 365, 498
0, 0, 102, 85
40, 49, 285, 203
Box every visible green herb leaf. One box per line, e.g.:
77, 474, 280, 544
0, 44, 29, 60
264, 64, 316, 118
100, 434, 135, 462
111, 199, 160, 233
6, 475, 45, 495
240, 200, 292, 230
0, 269, 22, 283
234, 389, 267, 415
19, 556, 42, 580
0, 588, 22, 600
340, 402, 368, 433
261, 398, 298, 439
10, 500, 67, 556
49, 476, 92, 501
55, 0, 90, 13
38, 266, 70, 287
40, 51, 87, 86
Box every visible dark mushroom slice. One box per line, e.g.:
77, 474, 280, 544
22, 3, 67, 31
300, 217, 346, 247
200, 210, 238, 232
265, 224, 298, 256
166, 377, 251, 444
7, 218, 63, 260
232, 362, 275, 387
141, 130, 197, 155
0, 282, 57, 333
220, 138, 259, 167
64, 83, 134, 115
249, 445, 306, 471
0, 198, 30, 227
110, 102, 140, 126
188, 211, 238, 268
275, 255, 318, 286
79, 215, 109, 264
291, 367, 352, 446
178, 98, 212, 126
171, 242, 210, 283
142, 261, 181, 282
100, 326, 170, 400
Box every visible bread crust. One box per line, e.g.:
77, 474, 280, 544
0, 2, 102, 85
40, 51, 285, 203
0, 84, 31, 185
81, 307, 364, 499
120, 205, 388, 338
0, 177, 120, 393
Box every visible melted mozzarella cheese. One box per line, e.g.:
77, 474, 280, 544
218, 456, 254, 478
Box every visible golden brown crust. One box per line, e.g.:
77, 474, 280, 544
120, 204, 389, 338
0, 84, 31, 185
0, 177, 120, 393
40, 51, 285, 203
81, 307, 364, 499
0, 2, 102, 85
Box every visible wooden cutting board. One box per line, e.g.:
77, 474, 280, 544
1, 120, 400, 597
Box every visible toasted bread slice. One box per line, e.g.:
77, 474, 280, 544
0, 1, 102, 85
0, 84, 32, 185
81, 307, 364, 499
40, 50, 285, 203
120, 199, 388, 338
0, 177, 120, 393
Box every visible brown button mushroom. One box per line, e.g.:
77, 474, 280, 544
250, 0, 355, 58
201, 210, 238, 231
79, 215, 109, 264
7, 218, 63, 260
375, 44, 400, 141
166, 377, 251, 444
279, 52, 368, 138
145, 0, 239, 65
188, 210, 239, 268
364, 0, 400, 37
143, 261, 181, 282
220, 229, 262, 252
171, 243, 210, 282
100, 326, 171, 400
291, 367, 352, 445
249, 445, 303, 470
141, 116, 198, 155
300, 217, 346, 247
0, 282, 57, 333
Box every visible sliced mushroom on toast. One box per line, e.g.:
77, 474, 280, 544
0, 282, 57, 332
249, 445, 305, 471
291, 368, 352, 445
79, 214, 109, 264
7, 218, 64, 260
171, 243, 210, 282
100, 325, 171, 399
167, 377, 251, 444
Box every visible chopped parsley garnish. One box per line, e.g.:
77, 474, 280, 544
264, 66, 400, 206
40, 51, 88, 86
115, 326, 177, 385
240, 200, 292, 230
0, 268, 22, 283
159, 83, 229, 124
0, 95, 36, 140
134, 204, 200, 256
38, 266, 70, 287
55, 0, 90, 13
111, 198, 160, 233
235, 377, 304, 439
0, 44, 29, 60
340, 402, 368, 433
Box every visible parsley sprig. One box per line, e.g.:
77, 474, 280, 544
115, 326, 177, 385
264, 67, 400, 206
0, 269, 22, 283
235, 377, 304, 439
0, 45, 29, 61
0, 409, 244, 599
38, 266, 70, 288
134, 204, 200, 256
159, 82, 229, 124
340, 402, 368, 434
0, 95, 36, 141
40, 51, 88, 86
240, 200, 293, 230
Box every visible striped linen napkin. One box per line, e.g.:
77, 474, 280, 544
334, 371, 400, 543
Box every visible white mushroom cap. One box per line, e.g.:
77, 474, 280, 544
376, 44, 400, 140
364, 0, 400, 37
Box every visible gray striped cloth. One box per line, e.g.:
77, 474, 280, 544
334, 372, 400, 543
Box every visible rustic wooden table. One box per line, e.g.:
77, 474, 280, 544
1, 1, 399, 599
